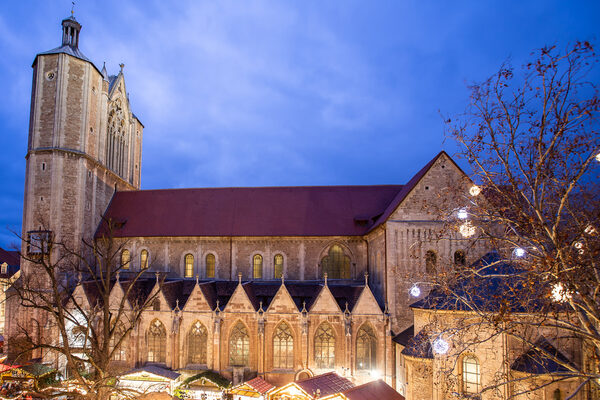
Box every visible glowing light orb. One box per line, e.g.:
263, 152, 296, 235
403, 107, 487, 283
584, 225, 597, 235
432, 337, 449, 355
457, 208, 468, 219
513, 248, 526, 257
551, 283, 572, 302
469, 185, 481, 196
459, 221, 476, 238
596, 152, 600, 162
409, 285, 421, 297
370, 370, 382, 380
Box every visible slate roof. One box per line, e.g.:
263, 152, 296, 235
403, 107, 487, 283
511, 338, 574, 375
122, 365, 180, 381
295, 372, 354, 398
343, 379, 405, 400
245, 376, 275, 394
0, 248, 20, 279
410, 252, 549, 313
98, 152, 449, 239
36, 44, 92, 64
400, 330, 433, 359
392, 325, 414, 346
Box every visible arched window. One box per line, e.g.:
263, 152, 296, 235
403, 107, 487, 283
321, 245, 350, 279
187, 321, 208, 365
553, 389, 562, 400
273, 322, 294, 369
356, 324, 377, 371
111, 323, 127, 361
314, 323, 335, 369
454, 250, 466, 266
425, 250, 437, 274
462, 355, 481, 394
253, 254, 263, 279
184, 253, 194, 278
229, 322, 249, 367
140, 249, 149, 269
121, 249, 130, 270
153, 299, 161, 312
147, 319, 166, 363
274, 254, 284, 279
206, 254, 215, 278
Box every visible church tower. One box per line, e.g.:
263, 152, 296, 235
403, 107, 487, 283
21, 14, 143, 270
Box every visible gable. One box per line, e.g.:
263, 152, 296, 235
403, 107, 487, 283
224, 284, 256, 313
309, 285, 342, 314
183, 284, 213, 312
266, 284, 299, 314
351, 286, 382, 315
108, 281, 130, 311
71, 284, 90, 310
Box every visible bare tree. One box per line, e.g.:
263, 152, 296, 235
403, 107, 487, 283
413, 42, 600, 399
8, 219, 160, 399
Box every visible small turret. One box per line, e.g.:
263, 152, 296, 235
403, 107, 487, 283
61, 16, 81, 48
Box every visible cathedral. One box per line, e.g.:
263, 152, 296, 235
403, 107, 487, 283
10, 14, 585, 400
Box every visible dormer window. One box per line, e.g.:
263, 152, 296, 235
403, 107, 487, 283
1, 263, 7, 275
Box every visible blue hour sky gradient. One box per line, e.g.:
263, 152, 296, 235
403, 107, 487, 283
0, 1, 598, 248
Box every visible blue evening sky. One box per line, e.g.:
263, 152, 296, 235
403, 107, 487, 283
0, 1, 598, 248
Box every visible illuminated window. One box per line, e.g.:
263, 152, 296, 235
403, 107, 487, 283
147, 319, 166, 363
188, 321, 208, 365
27, 230, 51, 255
314, 323, 335, 369
140, 249, 149, 269
121, 249, 130, 270
184, 253, 194, 278
321, 245, 350, 279
274, 254, 284, 279
206, 254, 215, 278
553, 389, 562, 400
454, 250, 466, 266
462, 355, 481, 395
229, 322, 249, 367
356, 324, 377, 371
425, 250, 437, 274
273, 322, 294, 369
253, 254, 263, 279
111, 323, 127, 361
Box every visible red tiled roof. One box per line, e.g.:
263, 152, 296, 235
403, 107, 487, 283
343, 379, 405, 400
296, 372, 354, 397
245, 377, 275, 394
100, 185, 403, 238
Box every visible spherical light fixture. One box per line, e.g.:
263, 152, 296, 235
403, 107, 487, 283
469, 185, 481, 196
595, 152, 600, 162
551, 283, 572, 303
457, 208, 468, 220
409, 285, 421, 297
513, 248, 526, 258
432, 337, 449, 355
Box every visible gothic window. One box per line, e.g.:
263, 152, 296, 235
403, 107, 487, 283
111, 323, 127, 361
425, 250, 437, 274
314, 323, 335, 369
147, 319, 166, 363
454, 250, 466, 266
121, 249, 130, 270
206, 254, 215, 278
253, 254, 263, 279
140, 249, 148, 269
187, 321, 208, 365
106, 99, 129, 179
321, 245, 350, 279
184, 253, 194, 278
274, 254, 284, 279
553, 389, 562, 400
273, 322, 294, 369
462, 355, 481, 395
229, 321, 249, 367
356, 324, 377, 371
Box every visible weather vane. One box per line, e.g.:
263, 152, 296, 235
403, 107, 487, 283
71, 1, 75, 16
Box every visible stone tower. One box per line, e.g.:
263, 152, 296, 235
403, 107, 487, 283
21, 15, 143, 272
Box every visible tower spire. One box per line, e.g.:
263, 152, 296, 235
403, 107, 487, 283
61, 9, 81, 48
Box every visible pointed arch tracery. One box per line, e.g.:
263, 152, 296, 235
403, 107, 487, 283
229, 321, 249, 367
314, 322, 335, 369
273, 321, 294, 369
147, 319, 166, 363
106, 97, 130, 179
321, 245, 350, 279
356, 323, 377, 370
187, 321, 208, 365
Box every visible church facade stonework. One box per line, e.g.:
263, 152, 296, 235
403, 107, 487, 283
10, 15, 509, 396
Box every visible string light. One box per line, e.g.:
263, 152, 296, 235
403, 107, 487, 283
595, 152, 600, 162
459, 221, 476, 238
584, 225, 596, 235
432, 337, 449, 355
551, 283, 572, 302
409, 285, 421, 297
469, 185, 481, 196
513, 248, 525, 258
457, 208, 468, 219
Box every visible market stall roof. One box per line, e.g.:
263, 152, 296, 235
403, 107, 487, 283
342, 380, 405, 400
230, 377, 274, 397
